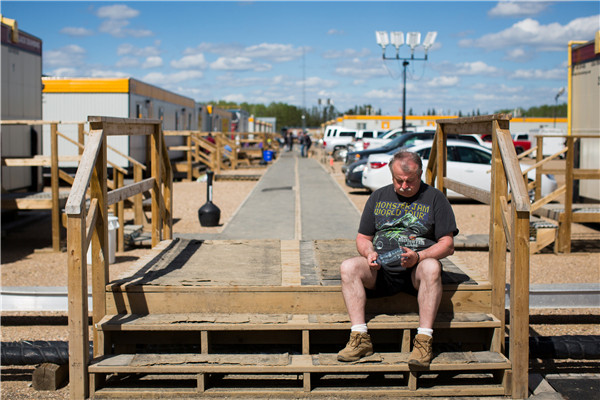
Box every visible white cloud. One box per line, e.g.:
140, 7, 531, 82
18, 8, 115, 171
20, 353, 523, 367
171, 54, 208, 69
436, 61, 501, 76
426, 76, 459, 88
45, 44, 86, 67
89, 69, 129, 78
456, 61, 500, 75
222, 93, 246, 103
243, 43, 303, 62
210, 56, 270, 72
96, 4, 140, 20
504, 47, 530, 62
142, 56, 163, 69
364, 89, 401, 100
459, 15, 599, 51
300, 77, 338, 89
510, 68, 565, 80
115, 57, 139, 68
327, 29, 345, 35
96, 4, 152, 38
60, 26, 93, 37
117, 43, 160, 57
142, 70, 203, 85
47, 67, 78, 77
488, 1, 549, 18
322, 48, 371, 59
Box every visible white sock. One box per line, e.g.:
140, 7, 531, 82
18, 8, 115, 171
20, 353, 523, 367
417, 327, 433, 337
351, 323, 368, 333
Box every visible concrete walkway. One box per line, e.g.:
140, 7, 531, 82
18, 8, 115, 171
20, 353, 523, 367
182, 150, 360, 241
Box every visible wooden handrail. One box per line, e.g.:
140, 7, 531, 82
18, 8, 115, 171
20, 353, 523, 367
65, 129, 104, 215
431, 114, 530, 399
65, 116, 172, 399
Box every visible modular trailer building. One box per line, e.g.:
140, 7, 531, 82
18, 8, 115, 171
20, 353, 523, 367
1, 16, 43, 191
42, 77, 197, 169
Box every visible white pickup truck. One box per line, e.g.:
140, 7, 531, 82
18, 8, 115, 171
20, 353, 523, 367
323, 126, 379, 160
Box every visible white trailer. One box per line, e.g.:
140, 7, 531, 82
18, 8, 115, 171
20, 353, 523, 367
42, 77, 197, 168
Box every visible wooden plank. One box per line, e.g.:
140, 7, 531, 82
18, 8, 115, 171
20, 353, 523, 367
496, 127, 529, 213
573, 168, 600, 180
1, 155, 81, 166
105, 289, 491, 315
489, 120, 507, 355
106, 178, 155, 206
65, 129, 104, 215
510, 209, 530, 399
444, 177, 491, 204
281, 240, 301, 286
90, 136, 108, 361
51, 123, 60, 252
67, 214, 90, 400
89, 351, 509, 374
98, 312, 499, 332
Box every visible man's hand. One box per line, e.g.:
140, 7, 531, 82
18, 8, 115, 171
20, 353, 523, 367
367, 251, 380, 270
401, 247, 420, 268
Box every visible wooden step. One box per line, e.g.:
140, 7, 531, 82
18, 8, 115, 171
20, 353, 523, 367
97, 312, 501, 332
89, 351, 510, 397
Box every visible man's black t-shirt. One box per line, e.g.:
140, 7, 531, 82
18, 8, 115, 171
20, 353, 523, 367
358, 182, 458, 255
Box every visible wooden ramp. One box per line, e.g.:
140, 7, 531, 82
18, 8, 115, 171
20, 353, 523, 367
90, 238, 511, 398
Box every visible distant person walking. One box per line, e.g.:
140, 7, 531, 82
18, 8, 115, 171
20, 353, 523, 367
300, 132, 312, 157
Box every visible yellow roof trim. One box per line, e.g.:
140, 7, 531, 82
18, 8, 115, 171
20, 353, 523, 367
42, 78, 130, 93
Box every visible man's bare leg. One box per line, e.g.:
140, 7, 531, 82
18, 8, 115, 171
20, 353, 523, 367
412, 258, 443, 329
339, 256, 377, 326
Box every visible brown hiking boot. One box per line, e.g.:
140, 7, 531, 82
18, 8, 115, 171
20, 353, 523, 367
337, 331, 373, 362
408, 334, 433, 368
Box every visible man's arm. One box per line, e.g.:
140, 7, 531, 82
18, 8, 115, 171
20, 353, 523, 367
356, 233, 379, 267
405, 233, 454, 267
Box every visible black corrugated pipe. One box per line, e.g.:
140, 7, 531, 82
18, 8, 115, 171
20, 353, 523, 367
528, 335, 600, 360
1, 341, 92, 366
1, 336, 599, 365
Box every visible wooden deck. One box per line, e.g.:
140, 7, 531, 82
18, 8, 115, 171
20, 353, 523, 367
89, 238, 510, 397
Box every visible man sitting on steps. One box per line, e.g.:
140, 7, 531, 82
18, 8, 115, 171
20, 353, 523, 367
337, 150, 458, 368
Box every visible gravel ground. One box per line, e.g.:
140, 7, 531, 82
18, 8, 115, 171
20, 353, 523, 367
1, 157, 598, 399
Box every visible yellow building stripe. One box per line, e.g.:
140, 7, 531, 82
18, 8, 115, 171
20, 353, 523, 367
42, 78, 130, 93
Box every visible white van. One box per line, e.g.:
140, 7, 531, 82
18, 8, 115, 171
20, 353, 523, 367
322, 125, 358, 159
528, 128, 567, 158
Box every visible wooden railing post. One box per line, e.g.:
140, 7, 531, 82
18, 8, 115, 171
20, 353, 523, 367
51, 123, 61, 251
133, 164, 144, 225
67, 213, 89, 400
115, 169, 125, 252
489, 120, 507, 356
151, 123, 163, 247
186, 134, 193, 181
558, 136, 575, 253
535, 136, 544, 201
510, 208, 531, 399
78, 123, 85, 156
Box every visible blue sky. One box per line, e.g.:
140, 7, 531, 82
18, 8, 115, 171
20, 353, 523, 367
2, 1, 598, 115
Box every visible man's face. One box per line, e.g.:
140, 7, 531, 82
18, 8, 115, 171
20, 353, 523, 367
391, 160, 421, 198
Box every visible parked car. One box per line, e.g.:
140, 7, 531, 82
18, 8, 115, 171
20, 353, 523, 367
343, 131, 486, 173
344, 131, 436, 171
322, 125, 358, 160
481, 133, 531, 154
361, 140, 558, 200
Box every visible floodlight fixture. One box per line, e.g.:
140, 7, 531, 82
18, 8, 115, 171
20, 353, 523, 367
406, 32, 421, 49
375, 31, 389, 51
555, 87, 565, 101
422, 31, 438, 50
390, 31, 404, 49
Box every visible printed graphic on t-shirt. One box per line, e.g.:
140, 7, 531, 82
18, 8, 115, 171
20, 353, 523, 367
372, 200, 433, 253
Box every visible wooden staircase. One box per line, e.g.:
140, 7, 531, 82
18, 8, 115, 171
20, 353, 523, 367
87, 239, 511, 398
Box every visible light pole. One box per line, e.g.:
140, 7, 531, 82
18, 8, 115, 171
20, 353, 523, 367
554, 87, 565, 128
376, 31, 437, 133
